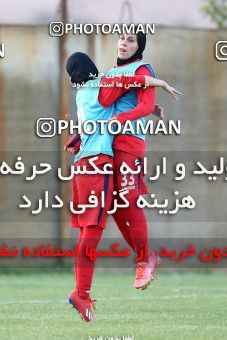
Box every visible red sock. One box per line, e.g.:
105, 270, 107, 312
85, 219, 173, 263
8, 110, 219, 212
112, 209, 136, 252
128, 199, 149, 262
75, 225, 103, 300
113, 196, 149, 262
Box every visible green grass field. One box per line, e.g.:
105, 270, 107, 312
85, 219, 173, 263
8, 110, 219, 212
0, 269, 227, 340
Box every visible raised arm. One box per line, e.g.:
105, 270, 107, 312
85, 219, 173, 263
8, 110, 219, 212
144, 77, 181, 100
109, 66, 156, 125
109, 66, 181, 125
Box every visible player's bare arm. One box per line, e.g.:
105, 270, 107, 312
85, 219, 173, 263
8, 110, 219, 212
144, 76, 181, 100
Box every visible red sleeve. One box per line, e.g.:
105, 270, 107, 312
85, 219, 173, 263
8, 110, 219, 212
98, 75, 146, 108
113, 66, 155, 125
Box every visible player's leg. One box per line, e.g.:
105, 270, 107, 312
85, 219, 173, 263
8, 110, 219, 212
114, 196, 160, 289
72, 227, 97, 322
69, 225, 103, 322
113, 195, 149, 261
69, 157, 113, 321
112, 207, 136, 252
112, 150, 148, 256
72, 157, 113, 290
127, 196, 160, 289
113, 150, 160, 289
76, 225, 103, 299
112, 151, 138, 252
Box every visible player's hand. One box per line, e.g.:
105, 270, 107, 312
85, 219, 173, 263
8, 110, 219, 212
64, 146, 75, 154
162, 82, 181, 100
152, 104, 164, 120
65, 113, 71, 120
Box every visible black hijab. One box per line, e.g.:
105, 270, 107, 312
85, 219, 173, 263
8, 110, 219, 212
66, 52, 99, 85
117, 31, 147, 66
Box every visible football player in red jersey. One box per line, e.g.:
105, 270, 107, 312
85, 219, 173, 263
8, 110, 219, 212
65, 38, 180, 321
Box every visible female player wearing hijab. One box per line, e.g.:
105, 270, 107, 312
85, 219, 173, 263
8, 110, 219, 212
107, 32, 163, 292
65, 51, 180, 322
96, 32, 176, 292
